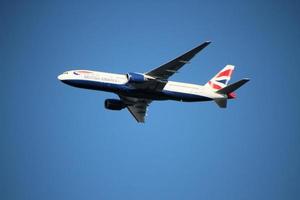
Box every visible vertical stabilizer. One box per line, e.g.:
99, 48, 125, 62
205, 65, 235, 91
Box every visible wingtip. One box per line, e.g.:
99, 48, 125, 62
199, 41, 211, 48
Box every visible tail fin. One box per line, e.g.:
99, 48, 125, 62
206, 65, 249, 109
205, 65, 235, 91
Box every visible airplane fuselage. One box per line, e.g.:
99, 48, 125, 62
58, 70, 224, 102
57, 42, 249, 123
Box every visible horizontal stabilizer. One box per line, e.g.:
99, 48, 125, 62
217, 78, 250, 94
214, 99, 227, 108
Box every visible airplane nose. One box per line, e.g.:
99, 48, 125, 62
57, 74, 64, 80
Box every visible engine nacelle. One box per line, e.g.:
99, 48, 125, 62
104, 99, 126, 110
126, 72, 146, 83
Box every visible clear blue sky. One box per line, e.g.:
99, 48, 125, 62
1, 0, 300, 200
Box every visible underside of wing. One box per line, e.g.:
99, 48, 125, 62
119, 96, 152, 123
145, 41, 211, 80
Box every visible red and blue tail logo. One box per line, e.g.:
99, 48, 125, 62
205, 65, 234, 91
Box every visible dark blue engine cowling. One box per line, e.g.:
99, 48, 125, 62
126, 72, 146, 83
104, 99, 126, 110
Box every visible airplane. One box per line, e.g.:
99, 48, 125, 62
57, 41, 249, 123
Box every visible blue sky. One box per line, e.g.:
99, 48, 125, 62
1, 0, 300, 200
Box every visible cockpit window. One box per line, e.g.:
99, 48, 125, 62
63, 72, 68, 74
73, 71, 80, 75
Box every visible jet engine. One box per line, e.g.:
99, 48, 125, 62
126, 72, 146, 83
104, 99, 126, 110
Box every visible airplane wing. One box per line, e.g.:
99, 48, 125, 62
119, 96, 152, 123
127, 78, 167, 91
145, 41, 211, 80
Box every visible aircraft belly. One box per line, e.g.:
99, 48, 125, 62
118, 88, 211, 102
62, 79, 122, 93
63, 79, 211, 102
117, 89, 169, 100
162, 90, 212, 102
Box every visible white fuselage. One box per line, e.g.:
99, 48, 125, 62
58, 70, 225, 102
